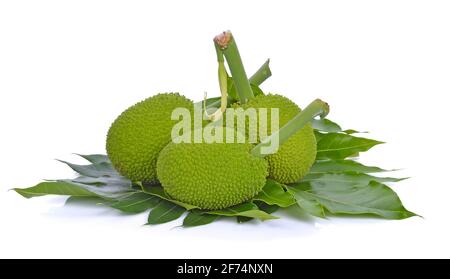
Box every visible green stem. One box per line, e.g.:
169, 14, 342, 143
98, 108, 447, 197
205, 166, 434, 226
251, 99, 330, 158
214, 31, 254, 104
249, 59, 271, 86
203, 43, 229, 121
215, 44, 228, 102
204, 59, 271, 109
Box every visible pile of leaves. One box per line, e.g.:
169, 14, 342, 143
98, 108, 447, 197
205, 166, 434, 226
13, 118, 416, 227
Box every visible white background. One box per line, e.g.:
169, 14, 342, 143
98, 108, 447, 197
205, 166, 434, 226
1, 0, 449, 259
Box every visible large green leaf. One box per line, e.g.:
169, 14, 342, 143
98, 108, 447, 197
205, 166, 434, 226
183, 211, 220, 227
71, 176, 132, 188
310, 160, 390, 174
14, 153, 416, 225
208, 202, 279, 221
110, 192, 160, 213
147, 200, 186, 225
237, 201, 280, 223
76, 154, 111, 164
13, 179, 135, 200
289, 190, 326, 218
140, 183, 199, 210
13, 155, 135, 200
301, 173, 405, 186
57, 160, 118, 178
316, 133, 383, 160
59, 179, 136, 199
289, 181, 416, 219
13, 181, 97, 199
311, 118, 342, 133
253, 180, 296, 207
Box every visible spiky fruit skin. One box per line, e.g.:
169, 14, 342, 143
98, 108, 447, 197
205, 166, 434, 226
242, 94, 317, 184
106, 93, 193, 182
157, 138, 268, 210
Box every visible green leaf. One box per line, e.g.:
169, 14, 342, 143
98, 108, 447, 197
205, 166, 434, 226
208, 202, 279, 221
289, 181, 416, 219
110, 192, 160, 213
227, 77, 238, 101
183, 211, 220, 227
13, 181, 97, 199
289, 189, 326, 218
203, 96, 222, 107
64, 196, 106, 205
343, 129, 365, 134
76, 154, 110, 164
13, 156, 135, 200
13, 179, 132, 200
255, 201, 280, 214
311, 118, 342, 133
250, 84, 264, 97
237, 201, 280, 223
58, 179, 136, 200
236, 216, 252, 223
147, 200, 186, 225
253, 179, 296, 207
316, 133, 384, 160
314, 131, 325, 142
71, 175, 132, 188
301, 173, 405, 186
140, 183, 199, 210
310, 160, 390, 174
57, 160, 118, 178
13, 179, 133, 200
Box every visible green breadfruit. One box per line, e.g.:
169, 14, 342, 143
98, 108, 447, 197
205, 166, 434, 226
156, 128, 268, 210
241, 94, 317, 184
106, 93, 193, 182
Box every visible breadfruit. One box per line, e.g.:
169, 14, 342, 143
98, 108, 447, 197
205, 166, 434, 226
156, 128, 268, 210
241, 94, 317, 184
106, 93, 193, 182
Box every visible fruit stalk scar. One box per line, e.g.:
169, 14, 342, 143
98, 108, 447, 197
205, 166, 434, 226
251, 99, 330, 158
214, 30, 254, 104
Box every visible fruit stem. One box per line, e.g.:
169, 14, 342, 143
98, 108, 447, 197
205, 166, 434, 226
214, 31, 254, 104
204, 59, 271, 109
251, 99, 330, 158
249, 59, 271, 86
203, 47, 228, 121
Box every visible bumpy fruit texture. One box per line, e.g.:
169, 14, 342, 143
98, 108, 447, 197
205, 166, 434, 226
156, 128, 268, 210
106, 93, 193, 182
241, 94, 317, 184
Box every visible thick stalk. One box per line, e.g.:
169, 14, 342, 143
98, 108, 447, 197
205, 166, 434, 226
214, 31, 254, 104
249, 59, 271, 86
251, 99, 330, 158
204, 59, 271, 109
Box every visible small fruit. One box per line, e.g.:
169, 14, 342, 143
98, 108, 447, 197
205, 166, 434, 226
106, 93, 193, 182
241, 94, 317, 183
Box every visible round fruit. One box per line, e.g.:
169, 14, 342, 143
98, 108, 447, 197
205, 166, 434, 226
157, 128, 268, 210
241, 94, 317, 183
106, 93, 193, 182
